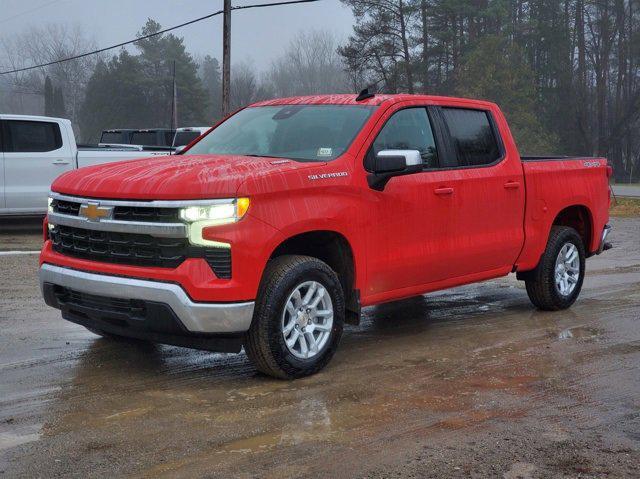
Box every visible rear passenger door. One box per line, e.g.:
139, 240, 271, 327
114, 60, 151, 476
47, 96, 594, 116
3, 119, 73, 213
435, 106, 525, 277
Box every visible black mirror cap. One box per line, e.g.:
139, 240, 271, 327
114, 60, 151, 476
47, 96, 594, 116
367, 165, 422, 191
373, 154, 407, 174
367, 150, 422, 191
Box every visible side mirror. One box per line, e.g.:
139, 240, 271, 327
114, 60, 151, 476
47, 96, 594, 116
368, 149, 422, 191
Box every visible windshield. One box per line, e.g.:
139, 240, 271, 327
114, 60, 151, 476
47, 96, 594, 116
186, 105, 375, 161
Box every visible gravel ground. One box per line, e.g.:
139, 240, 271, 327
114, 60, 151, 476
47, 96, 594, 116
0, 217, 638, 478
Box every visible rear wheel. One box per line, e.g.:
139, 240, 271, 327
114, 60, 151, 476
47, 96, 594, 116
525, 226, 586, 310
244, 255, 344, 379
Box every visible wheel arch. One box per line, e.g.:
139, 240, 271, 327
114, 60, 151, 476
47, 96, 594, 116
551, 204, 594, 255
266, 229, 360, 324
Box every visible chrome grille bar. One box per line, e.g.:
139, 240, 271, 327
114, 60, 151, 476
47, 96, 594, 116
47, 211, 188, 238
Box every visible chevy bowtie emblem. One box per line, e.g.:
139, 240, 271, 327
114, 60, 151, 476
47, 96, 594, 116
79, 202, 112, 221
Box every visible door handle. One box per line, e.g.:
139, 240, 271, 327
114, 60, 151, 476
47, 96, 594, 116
434, 187, 454, 196
52, 159, 70, 165
504, 181, 520, 189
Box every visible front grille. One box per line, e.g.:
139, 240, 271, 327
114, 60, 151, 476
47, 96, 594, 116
52, 198, 180, 223
113, 206, 180, 223
50, 225, 186, 267
49, 224, 231, 278
52, 199, 80, 216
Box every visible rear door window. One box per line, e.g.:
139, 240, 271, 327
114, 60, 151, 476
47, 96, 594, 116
441, 108, 501, 167
5, 120, 62, 153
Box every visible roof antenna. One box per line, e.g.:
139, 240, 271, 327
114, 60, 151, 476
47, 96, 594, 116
355, 87, 375, 102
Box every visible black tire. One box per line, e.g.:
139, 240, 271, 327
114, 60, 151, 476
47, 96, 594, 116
244, 255, 345, 379
525, 226, 586, 311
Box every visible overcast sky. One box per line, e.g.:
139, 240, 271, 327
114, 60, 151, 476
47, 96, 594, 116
0, 0, 355, 70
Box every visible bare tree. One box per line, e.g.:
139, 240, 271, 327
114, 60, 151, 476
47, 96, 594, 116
0, 24, 98, 124
266, 30, 350, 97
230, 61, 272, 110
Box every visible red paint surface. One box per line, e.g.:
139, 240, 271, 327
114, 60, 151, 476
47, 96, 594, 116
44, 95, 610, 306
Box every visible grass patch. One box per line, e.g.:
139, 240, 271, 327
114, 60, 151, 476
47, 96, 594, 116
610, 197, 640, 217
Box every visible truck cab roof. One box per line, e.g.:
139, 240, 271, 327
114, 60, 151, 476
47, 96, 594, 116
0, 113, 71, 123
251, 93, 497, 109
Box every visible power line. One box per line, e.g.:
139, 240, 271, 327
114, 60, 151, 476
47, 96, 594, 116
0, 0, 63, 25
0, 0, 321, 76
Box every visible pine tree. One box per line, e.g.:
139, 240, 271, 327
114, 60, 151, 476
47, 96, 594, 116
44, 76, 53, 116
78, 18, 209, 141
455, 35, 558, 155
135, 18, 208, 126
200, 55, 222, 122
52, 86, 66, 118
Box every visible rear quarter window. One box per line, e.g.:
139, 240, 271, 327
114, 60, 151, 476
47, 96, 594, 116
5, 120, 62, 153
442, 108, 501, 167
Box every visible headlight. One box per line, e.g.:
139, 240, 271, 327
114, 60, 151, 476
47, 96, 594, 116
179, 198, 249, 224
179, 198, 250, 246
47, 196, 54, 213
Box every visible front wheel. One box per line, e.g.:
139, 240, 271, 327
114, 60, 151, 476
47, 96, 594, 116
525, 226, 586, 310
244, 255, 345, 379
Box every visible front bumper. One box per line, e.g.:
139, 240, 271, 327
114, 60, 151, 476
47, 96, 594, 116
39, 263, 255, 336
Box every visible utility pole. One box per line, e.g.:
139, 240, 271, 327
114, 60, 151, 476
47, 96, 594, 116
222, 0, 231, 117
171, 60, 177, 131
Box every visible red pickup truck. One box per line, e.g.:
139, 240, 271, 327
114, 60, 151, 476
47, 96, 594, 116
39, 93, 612, 379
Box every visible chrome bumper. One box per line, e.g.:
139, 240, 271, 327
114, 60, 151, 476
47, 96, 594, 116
597, 224, 612, 254
39, 264, 254, 333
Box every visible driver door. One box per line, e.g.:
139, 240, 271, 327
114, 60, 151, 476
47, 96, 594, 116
364, 105, 459, 299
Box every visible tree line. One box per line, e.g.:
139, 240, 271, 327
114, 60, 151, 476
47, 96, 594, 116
0, 19, 350, 143
339, 0, 640, 181
1, 6, 638, 181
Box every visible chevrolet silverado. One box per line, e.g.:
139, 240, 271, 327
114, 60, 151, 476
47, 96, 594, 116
39, 93, 612, 378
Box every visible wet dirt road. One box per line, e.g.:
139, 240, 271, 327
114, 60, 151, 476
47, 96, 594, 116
1, 217, 639, 478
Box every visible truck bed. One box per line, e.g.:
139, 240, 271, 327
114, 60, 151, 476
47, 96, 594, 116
516, 156, 610, 271
521, 155, 600, 161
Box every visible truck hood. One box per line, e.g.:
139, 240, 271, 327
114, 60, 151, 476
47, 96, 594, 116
52, 154, 321, 200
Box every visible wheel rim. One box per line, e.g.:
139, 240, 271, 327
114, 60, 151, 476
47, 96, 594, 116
281, 280, 333, 359
554, 242, 580, 297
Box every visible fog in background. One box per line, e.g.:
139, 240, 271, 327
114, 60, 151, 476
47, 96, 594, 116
0, 0, 354, 70
0, 0, 639, 181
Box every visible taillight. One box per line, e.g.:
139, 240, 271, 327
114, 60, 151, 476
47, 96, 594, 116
606, 165, 613, 178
